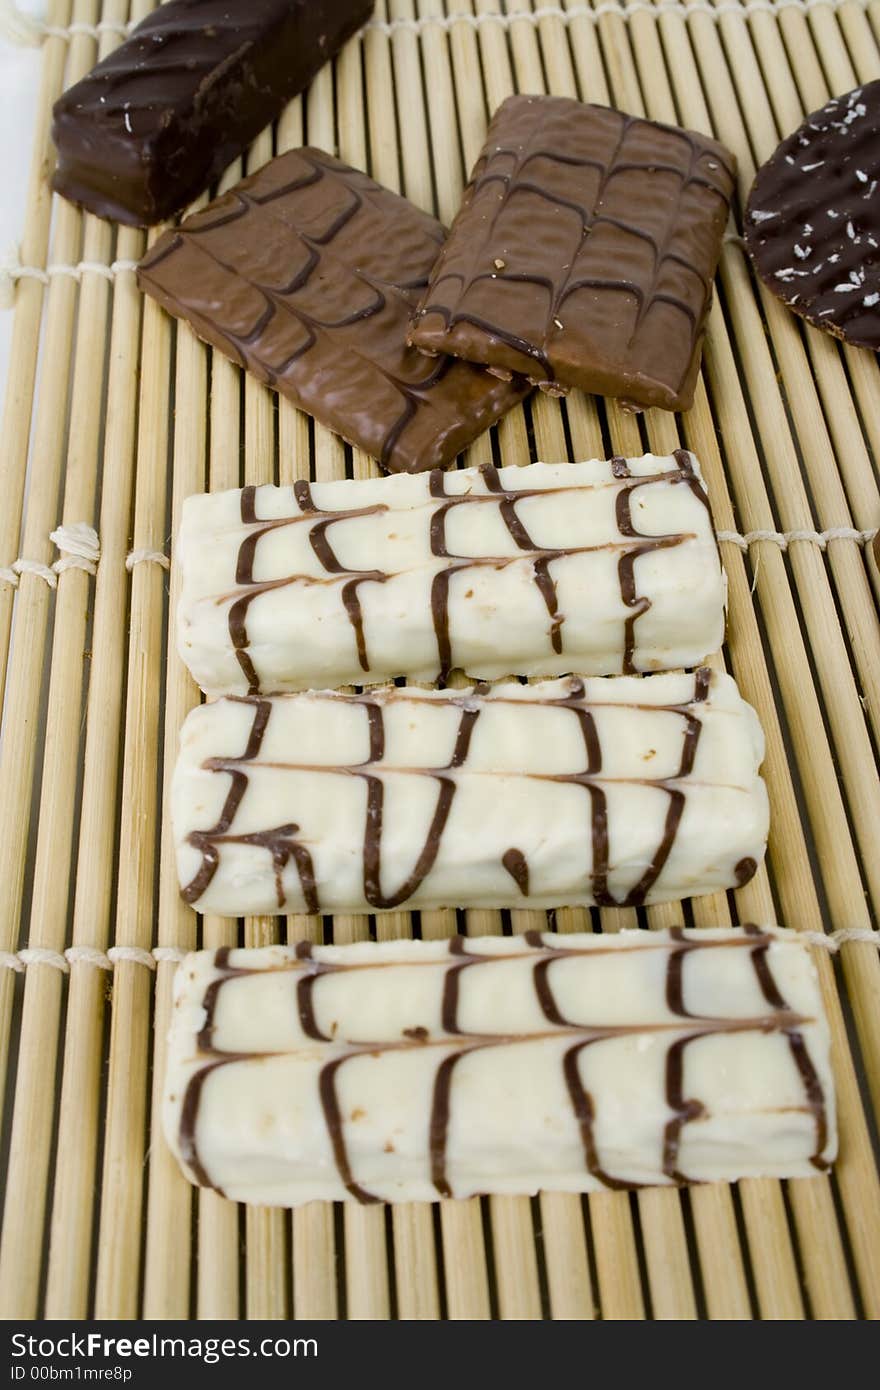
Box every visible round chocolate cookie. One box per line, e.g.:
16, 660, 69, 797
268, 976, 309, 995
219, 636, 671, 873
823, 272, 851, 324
745, 82, 880, 350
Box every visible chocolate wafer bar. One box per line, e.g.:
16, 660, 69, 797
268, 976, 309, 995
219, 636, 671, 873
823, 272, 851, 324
138, 149, 528, 473
408, 95, 736, 413
163, 928, 835, 1205
176, 452, 726, 696
52, 0, 374, 226
171, 669, 768, 918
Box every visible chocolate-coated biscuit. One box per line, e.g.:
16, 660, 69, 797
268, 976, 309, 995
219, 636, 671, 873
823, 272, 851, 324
745, 82, 880, 350
52, 0, 374, 226
407, 94, 736, 412
137, 149, 528, 474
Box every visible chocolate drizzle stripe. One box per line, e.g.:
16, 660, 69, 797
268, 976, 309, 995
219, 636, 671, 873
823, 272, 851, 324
181, 699, 319, 912
177, 929, 824, 1196
662, 1037, 707, 1181
221, 460, 708, 689
178, 1060, 230, 1190
429, 1050, 473, 1196
502, 848, 530, 896
319, 1057, 383, 1203
564, 1042, 638, 1190
745, 923, 829, 1169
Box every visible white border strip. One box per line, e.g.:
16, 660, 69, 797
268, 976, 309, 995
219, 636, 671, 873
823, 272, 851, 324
0, 0, 872, 48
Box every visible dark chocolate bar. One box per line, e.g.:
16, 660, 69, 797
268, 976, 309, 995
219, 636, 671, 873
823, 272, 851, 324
408, 95, 736, 413
137, 149, 528, 473
51, 0, 374, 226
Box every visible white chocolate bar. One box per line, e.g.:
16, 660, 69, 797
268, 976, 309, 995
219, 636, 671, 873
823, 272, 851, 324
163, 928, 836, 1206
172, 668, 768, 917
175, 453, 725, 695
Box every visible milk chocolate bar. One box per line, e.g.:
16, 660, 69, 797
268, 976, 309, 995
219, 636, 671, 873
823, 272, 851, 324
52, 0, 374, 225
138, 149, 528, 472
408, 95, 736, 413
171, 669, 768, 917
177, 452, 726, 696
163, 928, 835, 1205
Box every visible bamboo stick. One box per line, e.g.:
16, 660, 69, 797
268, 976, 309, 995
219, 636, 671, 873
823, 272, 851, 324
141, 309, 206, 1321
92, 274, 172, 1317
0, 12, 76, 1286
0, 0, 72, 701
42, 224, 145, 1319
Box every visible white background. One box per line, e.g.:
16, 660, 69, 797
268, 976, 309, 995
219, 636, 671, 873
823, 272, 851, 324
1, 0, 50, 396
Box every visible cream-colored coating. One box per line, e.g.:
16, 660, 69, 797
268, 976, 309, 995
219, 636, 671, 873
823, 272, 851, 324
162, 929, 836, 1206
171, 668, 769, 917
175, 454, 726, 695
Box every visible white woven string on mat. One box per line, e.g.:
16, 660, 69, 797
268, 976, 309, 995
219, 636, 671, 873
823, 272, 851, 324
2, 525, 876, 590
0, 931, 874, 974
0, 0, 872, 46
0, 217, 830, 315
0, 946, 189, 974
0, 231, 756, 311
0, 245, 139, 310
0, 523, 101, 589
717, 526, 878, 551
125, 548, 169, 572
0, 241, 750, 309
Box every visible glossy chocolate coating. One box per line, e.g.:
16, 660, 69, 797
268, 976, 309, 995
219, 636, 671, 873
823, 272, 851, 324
51, 0, 374, 226
745, 82, 880, 351
408, 94, 736, 412
137, 149, 528, 473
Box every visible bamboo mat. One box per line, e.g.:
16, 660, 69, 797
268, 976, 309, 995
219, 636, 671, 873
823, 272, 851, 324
0, 0, 879, 1323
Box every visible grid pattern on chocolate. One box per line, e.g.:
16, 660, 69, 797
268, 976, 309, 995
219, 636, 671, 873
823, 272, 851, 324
408, 95, 735, 411
745, 83, 880, 350
178, 669, 759, 915
220, 451, 710, 690
137, 149, 527, 473
176, 929, 830, 1200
